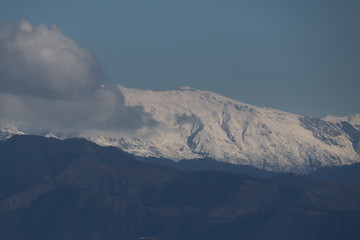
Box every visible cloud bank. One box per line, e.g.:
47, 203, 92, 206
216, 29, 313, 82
0, 20, 155, 135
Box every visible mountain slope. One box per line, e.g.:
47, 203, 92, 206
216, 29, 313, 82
96, 86, 359, 173
1, 86, 359, 173
1, 135, 360, 240
0, 123, 24, 141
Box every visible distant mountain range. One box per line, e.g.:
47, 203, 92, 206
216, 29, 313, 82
1, 86, 360, 173
1, 135, 360, 240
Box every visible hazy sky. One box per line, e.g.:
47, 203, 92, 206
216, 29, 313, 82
0, 0, 359, 117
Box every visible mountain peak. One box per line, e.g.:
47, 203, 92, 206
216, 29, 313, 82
1, 86, 359, 173
113, 87, 360, 173
176, 86, 198, 92
0, 122, 24, 141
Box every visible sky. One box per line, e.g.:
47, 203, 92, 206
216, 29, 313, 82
0, 0, 359, 118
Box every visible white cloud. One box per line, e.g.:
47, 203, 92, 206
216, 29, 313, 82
19, 20, 33, 32
0, 20, 103, 99
0, 20, 156, 135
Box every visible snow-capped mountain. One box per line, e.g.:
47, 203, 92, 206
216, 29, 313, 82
109, 86, 359, 173
323, 114, 360, 131
0, 123, 24, 141
1, 86, 359, 173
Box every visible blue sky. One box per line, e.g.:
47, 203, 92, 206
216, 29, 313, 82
1, 0, 359, 117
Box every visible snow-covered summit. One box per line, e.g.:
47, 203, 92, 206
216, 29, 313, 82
110, 86, 360, 173
176, 86, 198, 92
1, 86, 359, 173
0, 122, 24, 141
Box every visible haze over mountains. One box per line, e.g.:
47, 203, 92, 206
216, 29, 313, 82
1, 86, 359, 173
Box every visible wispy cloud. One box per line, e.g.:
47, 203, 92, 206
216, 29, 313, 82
0, 20, 156, 136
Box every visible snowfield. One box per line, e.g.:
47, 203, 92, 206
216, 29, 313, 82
1, 86, 359, 173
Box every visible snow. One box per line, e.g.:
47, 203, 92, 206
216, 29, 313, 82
0, 122, 24, 141
114, 86, 360, 173
1, 86, 359, 173
323, 114, 360, 131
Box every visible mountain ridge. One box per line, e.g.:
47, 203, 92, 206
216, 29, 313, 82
1, 86, 359, 173
112, 86, 360, 173
1, 135, 360, 240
